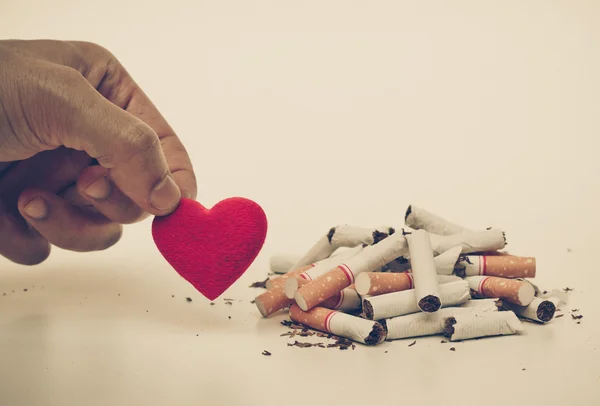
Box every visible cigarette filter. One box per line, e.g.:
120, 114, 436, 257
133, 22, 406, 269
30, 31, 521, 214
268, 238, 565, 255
429, 229, 506, 255
407, 230, 441, 312
355, 272, 413, 296
499, 297, 556, 323
289, 304, 387, 345
294, 234, 408, 311
255, 285, 295, 317
466, 275, 535, 306
405, 205, 469, 236
355, 273, 461, 297
384, 305, 498, 340
289, 225, 392, 272
443, 311, 524, 341
362, 280, 471, 320
284, 246, 364, 299
455, 255, 536, 278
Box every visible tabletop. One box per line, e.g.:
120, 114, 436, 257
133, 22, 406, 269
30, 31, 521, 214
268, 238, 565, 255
1, 1, 600, 405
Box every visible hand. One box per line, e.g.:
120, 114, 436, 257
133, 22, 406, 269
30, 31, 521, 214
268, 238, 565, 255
0, 40, 197, 265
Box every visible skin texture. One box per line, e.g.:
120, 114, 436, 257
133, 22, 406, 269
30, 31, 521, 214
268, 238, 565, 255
0, 40, 197, 265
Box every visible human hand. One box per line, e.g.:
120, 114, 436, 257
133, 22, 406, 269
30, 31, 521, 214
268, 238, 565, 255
0, 40, 196, 265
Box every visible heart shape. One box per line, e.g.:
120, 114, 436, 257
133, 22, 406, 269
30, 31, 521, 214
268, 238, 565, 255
152, 197, 268, 300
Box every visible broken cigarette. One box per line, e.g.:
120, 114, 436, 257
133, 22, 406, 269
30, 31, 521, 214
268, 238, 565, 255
428, 229, 506, 255
455, 255, 536, 278
355, 273, 460, 297
405, 205, 469, 236
284, 245, 364, 299
289, 304, 386, 345
362, 280, 471, 320
383, 304, 498, 340
429, 246, 463, 275
443, 311, 524, 341
466, 275, 535, 306
288, 225, 393, 272
498, 297, 556, 323
407, 230, 442, 312
294, 233, 409, 311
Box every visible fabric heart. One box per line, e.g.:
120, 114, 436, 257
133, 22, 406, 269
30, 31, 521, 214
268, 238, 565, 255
152, 197, 268, 300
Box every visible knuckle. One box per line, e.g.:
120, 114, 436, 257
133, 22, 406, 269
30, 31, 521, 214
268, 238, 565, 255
96, 122, 158, 168
125, 122, 160, 158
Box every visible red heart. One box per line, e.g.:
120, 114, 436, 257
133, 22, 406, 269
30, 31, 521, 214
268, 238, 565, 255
151, 197, 268, 301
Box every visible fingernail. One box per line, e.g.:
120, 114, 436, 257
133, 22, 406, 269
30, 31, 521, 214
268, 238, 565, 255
23, 197, 48, 220
83, 176, 112, 200
150, 174, 181, 211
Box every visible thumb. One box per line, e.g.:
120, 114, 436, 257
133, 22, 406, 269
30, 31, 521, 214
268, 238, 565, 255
51, 68, 182, 215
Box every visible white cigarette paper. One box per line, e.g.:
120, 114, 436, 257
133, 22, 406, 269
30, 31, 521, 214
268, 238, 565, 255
362, 280, 471, 320
430, 246, 463, 275
407, 230, 441, 312
289, 225, 393, 272
384, 304, 498, 340
324, 287, 362, 312
428, 229, 506, 255
269, 254, 301, 274
284, 246, 364, 299
499, 297, 556, 323
405, 205, 469, 236
444, 311, 524, 341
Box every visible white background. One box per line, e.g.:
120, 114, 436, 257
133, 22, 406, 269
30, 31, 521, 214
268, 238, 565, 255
1, 1, 600, 405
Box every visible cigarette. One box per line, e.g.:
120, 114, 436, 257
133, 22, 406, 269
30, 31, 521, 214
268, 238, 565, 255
321, 285, 362, 312
289, 304, 387, 345
443, 311, 524, 341
498, 297, 556, 323
362, 280, 471, 320
269, 254, 301, 274
455, 255, 536, 278
383, 305, 498, 340
405, 205, 469, 236
294, 233, 409, 311
407, 230, 441, 312
465, 275, 535, 306
355, 273, 461, 297
289, 225, 393, 272
284, 246, 364, 299
428, 229, 506, 255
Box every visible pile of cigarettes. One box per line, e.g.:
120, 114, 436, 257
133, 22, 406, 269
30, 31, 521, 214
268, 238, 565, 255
254, 205, 568, 346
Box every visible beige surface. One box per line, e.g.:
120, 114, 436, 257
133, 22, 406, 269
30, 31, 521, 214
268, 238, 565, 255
1, 1, 600, 405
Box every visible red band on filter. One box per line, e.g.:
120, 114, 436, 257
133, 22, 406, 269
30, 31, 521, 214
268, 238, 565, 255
324, 310, 337, 333
482, 256, 488, 276
339, 264, 355, 284
300, 273, 311, 281
333, 289, 345, 309
406, 272, 414, 289
478, 276, 491, 294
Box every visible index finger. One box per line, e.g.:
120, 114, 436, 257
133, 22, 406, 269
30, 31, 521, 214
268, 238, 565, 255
74, 42, 198, 200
